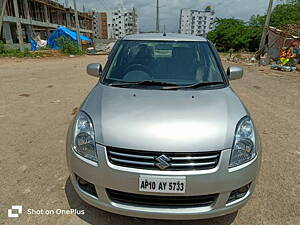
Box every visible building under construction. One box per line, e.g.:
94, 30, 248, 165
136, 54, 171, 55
0, 0, 93, 46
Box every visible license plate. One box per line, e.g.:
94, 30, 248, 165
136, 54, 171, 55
139, 175, 186, 193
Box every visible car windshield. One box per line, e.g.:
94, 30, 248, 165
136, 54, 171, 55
104, 40, 225, 87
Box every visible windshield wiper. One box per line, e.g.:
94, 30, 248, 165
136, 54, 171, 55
162, 81, 225, 90
109, 80, 179, 87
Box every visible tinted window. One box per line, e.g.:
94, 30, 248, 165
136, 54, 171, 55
105, 40, 224, 85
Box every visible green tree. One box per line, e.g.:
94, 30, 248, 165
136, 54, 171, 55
286, 0, 300, 4
207, 1, 300, 52
207, 18, 262, 52
207, 18, 245, 51
246, 15, 264, 51
246, 1, 300, 28
270, 2, 300, 27
249, 15, 265, 26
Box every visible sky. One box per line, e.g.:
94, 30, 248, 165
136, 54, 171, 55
62, 0, 275, 32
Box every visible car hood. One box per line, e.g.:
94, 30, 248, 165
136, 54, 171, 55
81, 84, 248, 152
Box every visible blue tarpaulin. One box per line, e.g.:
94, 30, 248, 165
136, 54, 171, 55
30, 39, 37, 51
48, 26, 92, 49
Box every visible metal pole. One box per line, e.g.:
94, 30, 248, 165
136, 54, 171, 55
13, 0, 24, 52
156, 0, 159, 33
73, 0, 82, 50
0, 0, 8, 36
259, 0, 274, 50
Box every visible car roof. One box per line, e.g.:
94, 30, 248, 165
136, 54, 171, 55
122, 33, 208, 42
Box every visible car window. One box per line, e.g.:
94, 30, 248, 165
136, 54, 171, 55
105, 40, 224, 85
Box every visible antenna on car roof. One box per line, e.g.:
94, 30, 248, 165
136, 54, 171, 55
163, 24, 166, 36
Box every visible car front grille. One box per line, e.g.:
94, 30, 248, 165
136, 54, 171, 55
106, 146, 220, 171
106, 189, 218, 208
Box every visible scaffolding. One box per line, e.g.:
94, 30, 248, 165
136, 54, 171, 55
0, 0, 93, 50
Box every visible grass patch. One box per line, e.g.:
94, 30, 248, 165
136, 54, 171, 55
0, 41, 55, 58
0, 38, 85, 58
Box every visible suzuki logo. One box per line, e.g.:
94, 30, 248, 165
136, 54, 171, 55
155, 155, 171, 170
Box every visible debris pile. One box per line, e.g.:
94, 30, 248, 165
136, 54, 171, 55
226, 52, 257, 64
259, 26, 300, 72
29, 26, 93, 52
270, 40, 300, 72
87, 42, 116, 55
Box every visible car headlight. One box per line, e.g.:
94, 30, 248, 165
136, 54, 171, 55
73, 111, 98, 162
229, 116, 256, 168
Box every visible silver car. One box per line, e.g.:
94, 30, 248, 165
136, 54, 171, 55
66, 33, 261, 220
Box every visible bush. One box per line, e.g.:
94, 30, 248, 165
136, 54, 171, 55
0, 41, 6, 54
56, 36, 84, 55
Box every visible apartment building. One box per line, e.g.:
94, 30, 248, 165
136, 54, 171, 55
179, 6, 215, 37
107, 8, 139, 39
92, 10, 108, 39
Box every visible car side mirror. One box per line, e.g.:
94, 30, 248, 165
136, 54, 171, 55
87, 63, 102, 77
227, 66, 244, 80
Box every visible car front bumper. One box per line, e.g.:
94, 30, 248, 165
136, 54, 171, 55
66, 142, 261, 220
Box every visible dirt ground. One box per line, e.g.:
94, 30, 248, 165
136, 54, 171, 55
0, 55, 299, 225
